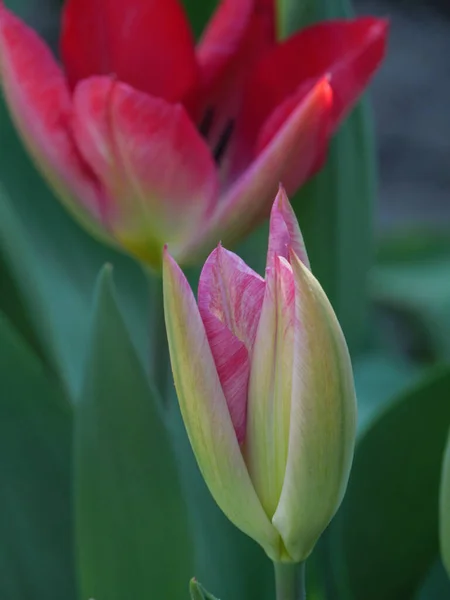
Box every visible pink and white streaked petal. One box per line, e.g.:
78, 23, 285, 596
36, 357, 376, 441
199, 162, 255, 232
72, 77, 219, 257
267, 186, 310, 269
198, 245, 265, 443
0, 4, 109, 233
163, 249, 281, 559
245, 255, 296, 523
272, 251, 357, 562
183, 79, 332, 262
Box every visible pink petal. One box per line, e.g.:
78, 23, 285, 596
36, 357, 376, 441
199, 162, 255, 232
0, 4, 107, 224
184, 79, 332, 260
245, 253, 296, 517
233, 17, 387, 163
163, 247, 280, 556
72, 77, 219, 262
61, 0, 199, 104
195, 0, 275, 154
198, 245, 265, 443
267, 186, 310, 269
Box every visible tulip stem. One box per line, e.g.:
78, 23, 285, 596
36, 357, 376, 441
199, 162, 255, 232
274, 562, 306, 600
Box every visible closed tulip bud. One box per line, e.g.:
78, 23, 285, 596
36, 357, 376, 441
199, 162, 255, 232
163, 187, 357, 562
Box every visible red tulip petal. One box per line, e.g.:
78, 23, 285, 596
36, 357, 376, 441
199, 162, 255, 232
234, 17, 388, 166
196, 0, 275, 149
61, 0, 198, 104
72, 77, 219, 262
198, 245, 265, 443
0, 4, 108, 227
187, 79, 332, 257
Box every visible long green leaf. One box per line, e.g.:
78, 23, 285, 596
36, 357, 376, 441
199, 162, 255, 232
75, 266, 192, 600
0, 311, 75, 600
329, 365, 450, 599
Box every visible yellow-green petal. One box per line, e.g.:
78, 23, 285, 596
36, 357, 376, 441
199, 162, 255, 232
439, 427, 450, 576
163, 250, 281, 559
272, 251, 357, 562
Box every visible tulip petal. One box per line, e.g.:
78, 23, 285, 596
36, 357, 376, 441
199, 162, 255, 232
163, 249, 281, 559
0, 4, 110, 239
61, 0, 198, 103
196, 0, 254, 92
272, 251, 357, 562
233, 17, 387, 168
267, 186, 309, 269
182, 79, 331, 262
198, 245, 265, 443
72, 77, 219, 265
245, 255, 296, 523
195, 0, 275, 149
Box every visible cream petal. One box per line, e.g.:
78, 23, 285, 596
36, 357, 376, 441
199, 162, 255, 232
163, 249, 280, 558
272, 251, 357, 561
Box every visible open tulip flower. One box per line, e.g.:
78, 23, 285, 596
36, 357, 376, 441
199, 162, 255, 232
163, 188, 357, 562
0, 0, 387, 268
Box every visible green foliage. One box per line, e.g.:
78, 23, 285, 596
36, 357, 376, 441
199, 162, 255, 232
75, 267, 193, 600
329, 366, 450, 599
0, 312, 75, 600
190, 578, 221, 600
373, 230, 450, 360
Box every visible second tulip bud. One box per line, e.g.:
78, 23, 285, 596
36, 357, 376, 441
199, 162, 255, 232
163, 188, 357, 562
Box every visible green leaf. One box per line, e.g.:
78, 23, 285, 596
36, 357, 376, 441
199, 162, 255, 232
372, 230, 450, 360
415, 559, 450, 600
75, 266, 192, 600
439, 426, 450, 577
329, 365, 450, 599
353, 352, 422, 431
281, 0, 376, 354
0, 311, 75, 600
190, 578, 220, 600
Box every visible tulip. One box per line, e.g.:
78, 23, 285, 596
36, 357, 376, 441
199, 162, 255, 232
0, 0, 387, 267
163, 187, 356, 561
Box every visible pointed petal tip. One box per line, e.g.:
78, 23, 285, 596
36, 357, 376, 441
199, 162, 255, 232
268, 186, 310, 269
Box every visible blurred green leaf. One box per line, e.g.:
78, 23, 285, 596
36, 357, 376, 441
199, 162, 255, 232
439, 426, 450, 578
329, 365, 450, 600
75, 266, 192, 600
282, 0, 375, 354
190, 578, 220, 600
373, 230, 450, 360
415, 559, 450, 600
353, 352, 422, 431
0, 311, 75, 600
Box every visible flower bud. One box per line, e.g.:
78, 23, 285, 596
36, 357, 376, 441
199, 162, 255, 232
163, 187, 357, 561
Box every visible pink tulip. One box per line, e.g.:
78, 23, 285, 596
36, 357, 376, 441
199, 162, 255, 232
0, 1, 387, 267
163, 188, 356, 561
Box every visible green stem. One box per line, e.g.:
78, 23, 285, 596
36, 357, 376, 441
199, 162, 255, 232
274, 562, 306, 600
